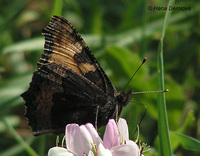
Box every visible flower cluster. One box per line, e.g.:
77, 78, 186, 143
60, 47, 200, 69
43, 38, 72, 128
48, 118, 142, 156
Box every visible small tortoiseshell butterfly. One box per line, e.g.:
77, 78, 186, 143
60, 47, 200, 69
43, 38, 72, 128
21, 16, 133, 136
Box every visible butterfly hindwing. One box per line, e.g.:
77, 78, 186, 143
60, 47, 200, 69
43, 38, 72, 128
22, 62, 118, 135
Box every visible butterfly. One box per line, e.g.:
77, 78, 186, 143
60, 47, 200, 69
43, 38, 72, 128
21, 16, 133, 136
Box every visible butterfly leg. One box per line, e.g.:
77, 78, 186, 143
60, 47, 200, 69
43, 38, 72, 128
95, 106, 100, 130
115, 103, 119, 122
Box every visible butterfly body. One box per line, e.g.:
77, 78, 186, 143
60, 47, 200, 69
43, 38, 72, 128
21, 16, 132, 136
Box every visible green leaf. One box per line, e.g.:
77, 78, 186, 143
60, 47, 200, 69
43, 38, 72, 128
104, 45, 145, 89
0, 72, 32, 113
171, 131, 200, 150
2, 37, 44, 54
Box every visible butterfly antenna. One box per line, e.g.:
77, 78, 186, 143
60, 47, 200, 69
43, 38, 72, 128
132, 89, 169, 95
122, 57, 147, 92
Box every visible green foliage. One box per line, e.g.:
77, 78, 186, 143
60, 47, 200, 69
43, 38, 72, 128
170, 131, 200, 150
0, 0, 200, 155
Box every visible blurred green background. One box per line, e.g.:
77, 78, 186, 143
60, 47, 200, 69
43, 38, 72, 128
0, 0, 200, 155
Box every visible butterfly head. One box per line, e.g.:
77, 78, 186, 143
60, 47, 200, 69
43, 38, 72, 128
116, 90, 133, 106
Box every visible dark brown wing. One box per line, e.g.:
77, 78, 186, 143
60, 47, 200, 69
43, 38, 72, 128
40, 16, 116, 96
22, 63, 117, 135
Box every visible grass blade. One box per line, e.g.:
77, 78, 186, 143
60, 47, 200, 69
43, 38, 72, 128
52, 0, 63, 16
0, 138, 35, 156
3, 118, 39, 156
157, 0, 175, 156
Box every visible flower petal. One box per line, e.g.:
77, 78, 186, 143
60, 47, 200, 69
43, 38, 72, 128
88, 150, 95, 156
85, 123, 103, 146
66, 124, 93, 155
117, 118, 129, 143
98, 143, 112, 156
48, 147, 76, 156
77, 125, 93, 155
111, 140, 140, 156
66, 124, 79, 153
103, 119, 120, 149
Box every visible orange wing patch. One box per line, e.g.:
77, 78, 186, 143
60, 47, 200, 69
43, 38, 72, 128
40, 16, 96, 76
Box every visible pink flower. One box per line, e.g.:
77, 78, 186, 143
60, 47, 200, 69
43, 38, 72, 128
103, 118, 141, 156
48, 118, 141, 156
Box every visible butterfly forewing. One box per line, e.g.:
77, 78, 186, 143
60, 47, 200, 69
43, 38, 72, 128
40, 16, 115, 95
